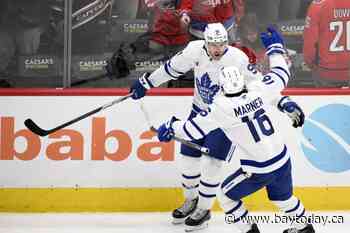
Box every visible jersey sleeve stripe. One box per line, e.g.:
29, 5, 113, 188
192, 104, 203, 114
226, 144, 236, 162
270, 70, 287, 87
267, 43, 284, 49
164, 62, 179, 79
168, 60, 185, 74
189, 119, 206, 137
183, 123, 196, 141
240, 145, 287, 168
142, 74, 154, 88
164, 61, 184, 79
183, 120, 204, 139
273, 66, 291, 79
266, 47, 285, 56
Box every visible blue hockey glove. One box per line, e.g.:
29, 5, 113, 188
129, 72, 153, 100
260, 26, 285, 56
278, 96, 305, 128
157, 116, 179, 142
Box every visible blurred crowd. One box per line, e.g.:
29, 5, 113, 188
0, 0, 349, 88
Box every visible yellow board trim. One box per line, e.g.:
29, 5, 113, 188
0, 187, 348, 212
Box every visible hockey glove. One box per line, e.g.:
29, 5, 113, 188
157, 116, 179, 142
129, 72, 153, 100
278, 96, 305, 128
260, 26, 285, 56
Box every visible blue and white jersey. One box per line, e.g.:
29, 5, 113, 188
147, 40, 260, 111
172, 53, 291, 174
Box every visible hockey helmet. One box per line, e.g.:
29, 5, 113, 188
204, 23, 228, 44
219, 66, 245, 95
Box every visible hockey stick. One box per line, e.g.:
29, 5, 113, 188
139, 101, 210, 155
24, 93, 133, 137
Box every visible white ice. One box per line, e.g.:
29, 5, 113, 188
0, 211, 348, 233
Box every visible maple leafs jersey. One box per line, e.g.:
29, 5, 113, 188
147, 40, 260, 111
171, 54, 291, 174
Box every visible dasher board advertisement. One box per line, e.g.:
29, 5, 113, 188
0, 95, 349, 188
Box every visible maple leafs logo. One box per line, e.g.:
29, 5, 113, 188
195, 73, 220, 104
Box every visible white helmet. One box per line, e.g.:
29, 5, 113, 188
204, 23, 228, 44
219, 66, 245, 95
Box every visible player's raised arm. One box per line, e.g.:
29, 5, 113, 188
240, 27, 304, 129
259, 26, 291, 91
129, 41, 198, 100
247, 27, 291, 103
233, 27, 289, 88
257, 27, 305, 128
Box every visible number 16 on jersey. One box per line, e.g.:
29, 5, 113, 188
241, 109, 275, 143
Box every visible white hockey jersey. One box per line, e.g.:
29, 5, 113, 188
172, 54, 291, 174
148, 40, 260, 111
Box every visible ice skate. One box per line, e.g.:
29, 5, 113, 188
184, 208, 211, 232
172, 197, 198, 224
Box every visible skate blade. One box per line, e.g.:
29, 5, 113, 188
184, 222, 209, 232
172, 217, 186, 225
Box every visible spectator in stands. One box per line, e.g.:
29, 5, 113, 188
0, 0, 50, 55
232, 13, 265, 70
233, 13, 293, 75
245, 0, 301, 26
303, 0, 350, 87
145, 0, 189, 54
105, 0, 190, 80
0, 0, 51, 87
179, 0, 244, 42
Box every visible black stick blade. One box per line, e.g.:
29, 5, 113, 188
24, 119, 50, 137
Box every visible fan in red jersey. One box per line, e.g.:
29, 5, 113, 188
303, 0, 350, 87
145, 0, 189, 52
178, 0, 244, 42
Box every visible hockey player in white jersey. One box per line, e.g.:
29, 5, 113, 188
129, 23, 304, 231
156, 30, 315, 233
130, 22, 259, 225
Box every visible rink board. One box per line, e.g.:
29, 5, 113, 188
0, 88, 349, 212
